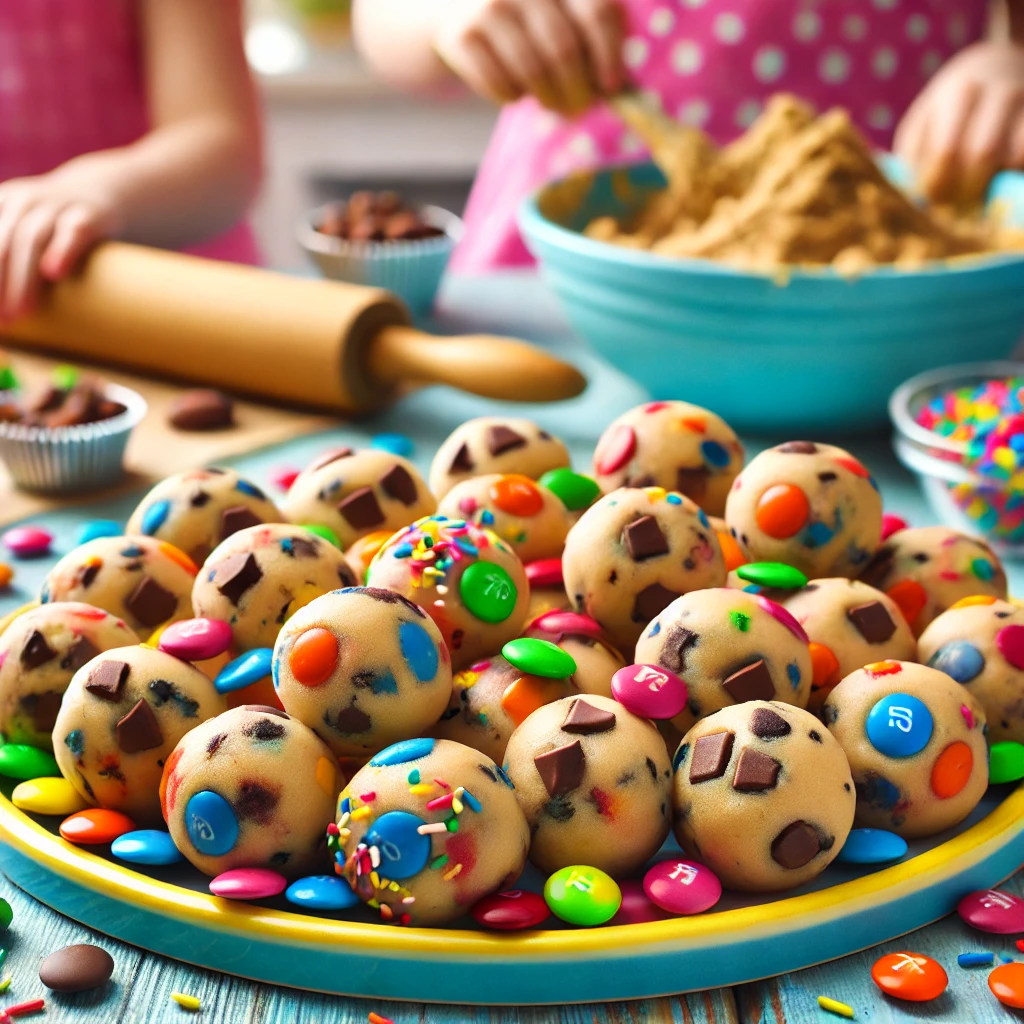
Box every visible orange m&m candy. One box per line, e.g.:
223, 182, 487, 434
346, 530, 394, 578
950, 594, 999, 610
989, 961, 1024, 1008
754, 485, 809, 539
490, 475, 544, 518
501, 674, 568, 726
931, 741, 973, 799
808, 642, 841, 690
60, 808, 136, 845
289, 627, 338, 686
871, 951, 947, 1002
885, 580, 927, 626
717, 530, 747, 573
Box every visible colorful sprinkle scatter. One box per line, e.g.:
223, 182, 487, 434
816, 995, 854, 1019
958, 951, 995, 967
171, 992, 201, 1011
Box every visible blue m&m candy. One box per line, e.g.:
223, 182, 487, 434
185, 790, 238, 856
111, 829, 184, 866
836, 828, 908, 866
364, 811, 431, 880
927, 641, 985, 684
215, 648, 274, 694
866, 694, 933, 758
285, 875, 360, 911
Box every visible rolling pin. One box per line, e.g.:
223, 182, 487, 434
3, 243, 586, 412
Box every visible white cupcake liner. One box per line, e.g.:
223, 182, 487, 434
0, 383, 146, 495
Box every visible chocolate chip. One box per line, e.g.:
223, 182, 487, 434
771, 821, 822, 869
632, 583, 680, 623
78, 563, 100, 589
337, 487, 385, 529
487, 424, 527, 456
330, 704, 372, 734
561, 698, 616, 734
61, 635, 99, 672
85, 660, 129, 702
450, 442, 474, 474
214, 552, 263, 605
124, 577, 178, 628
858, 545, 895, 589
847, 601, 897, 644
243, 717, 286, 741
732, 747, 781, 791
689, 731, 734, 783
817, 472, 838, 483
534, 740, 586, 797
39, 943, 114, 993
235, 780, 280, 824
723, 659, 775, 703
190, 490, 212, 508
219, 505, 263, 541
776, 441, 818, 454
115, 699, 164, 753
22, 691, 62, 732
168, 390, 234, 431
623, 515, 669, 562
749, 707, 791, 739
379, 464, 418, 506
662, 625, 698, 673
307, 448, 355, 474
241, 704, 289, 718
21, 630, 57, 670
286, 536, 319, 559
676, 467, 710, 503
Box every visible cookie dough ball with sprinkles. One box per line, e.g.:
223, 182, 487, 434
42, 535, 198, 642
365, 516, 530, 670
429, 417, 570, 500
725, 442, 882, 579
192, 524, 357, 652
561, 487, 726, 656
592, 401, 744, 517
919, 597, 1024, 744
0, 603, 139, 750
161, 705, 337, 877
672, 701, 855, 892
53, 645, 226, 825
634, 588, 812, 737
823, 661, 988, 839
284, 448, 436, 551
437, 473, 572, 564
335, 737, 529, 925
126, 468, 283, 566
273, 587, 452, 758
524, 611, 627, 698
858, 525, 1008, 637
503, 694, 672, 878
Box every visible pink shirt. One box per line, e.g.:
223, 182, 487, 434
0, 0, 260, 265
454, 0, 990, 272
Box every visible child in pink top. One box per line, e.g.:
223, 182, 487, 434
0, 0, 262, 322
354, 0, 1024, 271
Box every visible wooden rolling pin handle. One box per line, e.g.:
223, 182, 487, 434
367, 325, 587, 403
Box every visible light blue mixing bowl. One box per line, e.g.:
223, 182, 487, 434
519, 160, 1024, 433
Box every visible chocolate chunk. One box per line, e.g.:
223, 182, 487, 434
115, 699, 164, 753
858, 545, 895, 589
847, 601, 897, 644
168, 389, 234, 431
771, 820, 822, 869
776, 441, 818, 454
85, 660, 129, 702
331, 704, 372, 734
450, 442, 474, 474
61, 635, 99, 673
125, 577, 178, 628
817, 472, 838, 483
676, 467, 710, 503
21, 630, 57, 670
243, 717, 286, 741
689, 731, 734, 783
732, 747, 782, 791
285, 536, 318, 559
662, 626, 698, 673
534, 740, 586, 797
723, 659, 775, 703
379, 464, 418, 506
306, 448, 354, 474
190, 490, 212, 508
77, 562, 100, 589
623, 515, 669, 562
749, 707, 791, 739
487, 424, 527, 456
241, 704, 289, 718
39, 943, 114, 993
561, 698, 616, 734
22, 691, 62, 733
220, 505, 263, 541
235, 780, 280, 824
337, 487, 385, 529
632, 583, 680, 623
214, 552, 263, 605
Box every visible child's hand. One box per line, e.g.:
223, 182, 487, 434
895, 42, 1024, 203
0, 174, 119, 322
434, 0, 625, 115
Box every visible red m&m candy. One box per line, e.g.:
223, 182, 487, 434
471, 890, 550, 931
958, 890, 1024, 934
871, 951, 947, 1002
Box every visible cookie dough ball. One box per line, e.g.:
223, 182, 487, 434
777, 579, 916, 713
823, 661, 988, 838
725, 442, 882, 578
919, 597, 1024, 744
593, 401, 744, 517
524, 611, 626, 697
337, 737, 529, 925
635, 588, 812, 736
344, 530, 394, 583
54, 646, 226, 825
437, 474, 571, 564
42, 536, 198, 641
273, 587, 453, 757
429, 418, 570, 499
285, 448, 435, 550
504, 694, 672, 877
366, 516, 530, 670
192, 524, 357, 652
0, 604, 140, 750
858, 526, 1008, 637
672, 701, 855, 892
161, 705, 337, 876
562, 487, 726, 655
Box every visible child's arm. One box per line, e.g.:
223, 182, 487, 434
353, 0, 624, 114
0, 0, 262, 321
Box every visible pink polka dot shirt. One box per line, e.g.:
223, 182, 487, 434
454, 0, 989, 272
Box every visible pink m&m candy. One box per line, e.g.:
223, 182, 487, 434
881, 513, 909, 541
611, 664, 688, 720
210, 868, 287, 901
755, 595, 809, 644
997, 625, 1024, 671
643, 859, 722, 915
611, 879, 672, 925
270, 467, 300, 493
3, 525, 53, 558
527, 611, 604, 640
158, 618, 233, 662
524, 559, 563, 588
957, 890, 1024, 934
470, 889, 550, 931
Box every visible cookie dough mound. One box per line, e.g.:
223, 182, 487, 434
672, 700, 855, 891
337, 737, 529, 925
504, 694, 672, 878
161, 704, 337, 877
823, 660, 988, 838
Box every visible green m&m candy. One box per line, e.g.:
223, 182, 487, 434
544, 864, 621, 926
460, 561, 518, 623
0, 744, 60, 781
502, 637, 576, 679
300, 523, 342, 549
990, 741, 1024, 784
0, 366, 17, 392
538, 469, 600, 512
735, 562, 808, 590
0, 898, 11, 930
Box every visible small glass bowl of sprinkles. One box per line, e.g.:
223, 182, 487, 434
891, 361, 1024, 554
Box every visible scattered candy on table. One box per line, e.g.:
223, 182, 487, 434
544, 865, 622, 927
0, 998, 45, 1020
59, 809, 137, 846
816, 995, 854, 1019
1, 526, 53, 558
870, 951, 948, 1001
39, 943, 114, 992
989, 961, 1024, 1009
989, 741, 1024, 783
610, 663, 688, 720
11, 777, 87, 817
642, 859, 721, 915
210, 868, 288, 900
0, 565, 12, 589
470, 890, 551, 930
0, 977, 9, 994
171, 992, 202, 1012
0, 901, 10, 931
77, 520, 123, 545
367, 1013, 394, 1024
958, 890, 1024, 934
0, 745, 59, 780
958, 951, 995, 967
835, 829, 908, 866
110, 830, 184, 866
